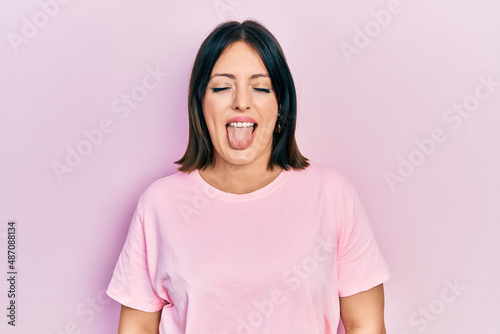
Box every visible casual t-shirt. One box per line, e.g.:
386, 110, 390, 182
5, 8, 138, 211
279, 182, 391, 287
106, 161, 390, 334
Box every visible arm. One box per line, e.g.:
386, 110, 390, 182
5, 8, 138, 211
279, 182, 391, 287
118, 304, 162, 334
339, 284, 386, 334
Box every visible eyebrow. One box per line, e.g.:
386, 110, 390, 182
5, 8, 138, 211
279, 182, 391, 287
209, 73, 270, 80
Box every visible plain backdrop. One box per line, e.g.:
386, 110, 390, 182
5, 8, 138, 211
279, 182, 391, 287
1, 0, 499, 333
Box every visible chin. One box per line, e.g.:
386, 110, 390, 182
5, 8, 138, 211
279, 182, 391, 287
217, 148, 255, 164
225, 153, 256, 165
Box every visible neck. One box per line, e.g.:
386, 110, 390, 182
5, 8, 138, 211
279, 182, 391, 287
198, 152, 283, 195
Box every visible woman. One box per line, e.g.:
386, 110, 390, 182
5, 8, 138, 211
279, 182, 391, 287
107, 20, 390, 333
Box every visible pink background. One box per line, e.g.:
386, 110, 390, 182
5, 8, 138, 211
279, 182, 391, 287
2, 0, 499, 333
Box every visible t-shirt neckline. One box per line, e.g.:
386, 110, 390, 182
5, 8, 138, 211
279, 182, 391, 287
190, 167, 290, 200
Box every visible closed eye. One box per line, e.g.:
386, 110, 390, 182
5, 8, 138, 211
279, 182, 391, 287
254, 88, 272, 93
210, 87, 271, 93
211, 87, 230, 93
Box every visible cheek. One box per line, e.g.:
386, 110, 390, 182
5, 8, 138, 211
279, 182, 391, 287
202, 97, 216, 124
203, 95, 223, 116
202, 96, 225, 132
256, 96, 279, 116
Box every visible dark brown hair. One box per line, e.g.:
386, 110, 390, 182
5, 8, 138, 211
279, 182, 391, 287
174, 20, 309, 172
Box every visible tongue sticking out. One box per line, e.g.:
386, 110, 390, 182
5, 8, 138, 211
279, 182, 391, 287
226, 125, 255, 149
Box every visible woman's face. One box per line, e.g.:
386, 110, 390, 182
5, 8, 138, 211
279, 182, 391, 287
202, 41, 279, 169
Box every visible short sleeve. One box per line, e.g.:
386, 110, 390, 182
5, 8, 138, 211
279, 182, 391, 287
337, 185, 390, 297
106, 199, 169, 312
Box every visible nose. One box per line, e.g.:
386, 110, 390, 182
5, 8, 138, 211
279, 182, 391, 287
232, 86, 251, 111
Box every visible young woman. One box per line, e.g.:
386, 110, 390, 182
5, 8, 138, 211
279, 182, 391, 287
107, 20, 390, 334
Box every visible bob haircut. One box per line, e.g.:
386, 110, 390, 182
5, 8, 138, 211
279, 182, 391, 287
174, 20, 309, 172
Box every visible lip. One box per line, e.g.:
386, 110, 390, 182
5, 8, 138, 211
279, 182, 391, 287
226, 116, 258, 125
225, 116, 258, 149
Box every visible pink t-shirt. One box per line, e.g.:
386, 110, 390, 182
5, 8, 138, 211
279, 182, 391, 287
106, 161, 390, 333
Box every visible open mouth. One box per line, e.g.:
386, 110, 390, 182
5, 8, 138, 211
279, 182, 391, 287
225, 122, 258, 149
225, 122, 258, 134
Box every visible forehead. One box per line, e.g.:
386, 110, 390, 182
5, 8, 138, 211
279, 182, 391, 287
211, 41, 268, 75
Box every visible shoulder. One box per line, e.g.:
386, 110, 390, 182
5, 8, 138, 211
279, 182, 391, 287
300, 160, 356, 194
136, 170, 194, 209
